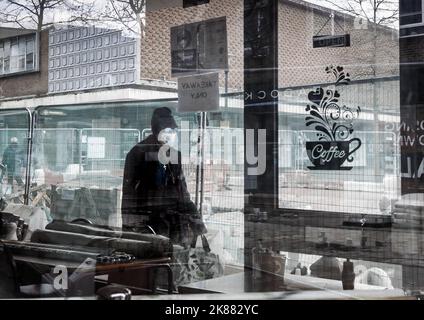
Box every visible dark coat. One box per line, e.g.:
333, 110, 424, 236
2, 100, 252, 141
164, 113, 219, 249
2, 144, 23, 175
121, 134, 206, 244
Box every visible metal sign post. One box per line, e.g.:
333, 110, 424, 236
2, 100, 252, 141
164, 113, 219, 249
194, 111, 207, 215
178, 73, 218, 215
173, 15, 226, 219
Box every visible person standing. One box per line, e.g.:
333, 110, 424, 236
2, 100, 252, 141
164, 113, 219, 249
1, 137, 24, 190
121, 107, 207, 247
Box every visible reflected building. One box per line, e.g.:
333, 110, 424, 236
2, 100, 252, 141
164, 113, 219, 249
1, 0, 422, 299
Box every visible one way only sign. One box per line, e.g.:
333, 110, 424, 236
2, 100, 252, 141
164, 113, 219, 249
177, 72, 219, 113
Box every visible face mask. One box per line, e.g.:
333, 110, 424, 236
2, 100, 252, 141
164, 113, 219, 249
158, 128, 179, 150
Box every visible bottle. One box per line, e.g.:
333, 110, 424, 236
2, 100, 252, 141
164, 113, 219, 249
342, 259, 355, 290
251, 240, 265, 280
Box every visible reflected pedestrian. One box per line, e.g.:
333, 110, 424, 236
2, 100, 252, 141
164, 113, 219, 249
1, 137, 24, 191
122, 107, 207, 247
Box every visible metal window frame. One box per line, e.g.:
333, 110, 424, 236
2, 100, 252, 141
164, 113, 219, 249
0, 32, 39, 78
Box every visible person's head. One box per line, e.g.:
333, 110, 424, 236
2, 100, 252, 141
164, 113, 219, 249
10, 137, 18, 145
151, 107, 178, 139
151, 107, 178, 148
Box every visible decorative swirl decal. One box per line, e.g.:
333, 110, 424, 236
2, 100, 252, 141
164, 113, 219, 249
326, 65, 351, 86
305, 66, 362, 170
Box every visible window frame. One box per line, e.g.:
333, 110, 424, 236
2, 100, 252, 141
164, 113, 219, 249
0, 32, 40, 78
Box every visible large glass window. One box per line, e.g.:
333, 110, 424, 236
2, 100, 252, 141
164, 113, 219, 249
3, 0, 424, 303
278, 3, 400, 216
278, 79, 400, 215
0, 109, 31, 200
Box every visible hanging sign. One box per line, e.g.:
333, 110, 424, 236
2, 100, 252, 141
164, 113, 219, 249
313, 34, 351, 48
178, 72, 219, 113
183, 0, 210, 8
146, 0, 182, 12
146, 0, 209, 11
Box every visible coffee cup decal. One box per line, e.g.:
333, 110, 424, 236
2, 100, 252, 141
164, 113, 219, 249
305, 66, 362, 170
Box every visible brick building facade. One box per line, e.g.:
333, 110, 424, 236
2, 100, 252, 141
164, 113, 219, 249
142, 0, 399, 91
0, 29, 49, 99
0, 0, 399, 102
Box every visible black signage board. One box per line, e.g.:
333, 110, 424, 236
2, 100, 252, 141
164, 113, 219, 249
183, 0, 209, 8
170, 17, 228, 76
313, 34, 351, 48
399, 0, 424, 38
244, 0, 279, 293
244, 0, 279, 208
400, 25, 424, 38
400, 0, 422, 26
400, 0, 424, 195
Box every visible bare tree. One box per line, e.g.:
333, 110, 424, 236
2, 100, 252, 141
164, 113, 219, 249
315, 0, 399, 78
0, 0, 96, 32
316, 0, 399, 27
100, 0, 146, 38
316, 0, 399, 178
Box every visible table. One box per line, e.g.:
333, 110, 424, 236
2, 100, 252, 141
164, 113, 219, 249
13, 254, 173, 294
178, 271, 399, 294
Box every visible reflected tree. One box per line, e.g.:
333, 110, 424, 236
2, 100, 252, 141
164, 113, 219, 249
316, 0, 399, 27
315, 0, 399, 77
0, 0, 96, 32
100, 0, 146, 38
315, 0, 399, 180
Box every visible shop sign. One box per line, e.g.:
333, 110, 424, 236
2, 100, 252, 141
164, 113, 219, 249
147, 0, 209, 11
146, 0, 182, 12
178, 72, 219, 113
305, 66, 362, 170
313, 34, 351, 48
183, 0, 210, 8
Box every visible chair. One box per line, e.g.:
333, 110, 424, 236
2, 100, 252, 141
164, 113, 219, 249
0, 242, 58, 298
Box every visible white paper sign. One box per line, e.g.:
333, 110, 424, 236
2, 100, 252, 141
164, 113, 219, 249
87, 137, 106, 159
178, 72, 219, 113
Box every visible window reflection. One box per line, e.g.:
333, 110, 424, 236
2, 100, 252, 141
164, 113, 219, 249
1, 0, 423, 301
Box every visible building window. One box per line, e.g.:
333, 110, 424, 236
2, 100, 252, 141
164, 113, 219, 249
0, 33, 37, 76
